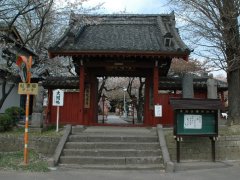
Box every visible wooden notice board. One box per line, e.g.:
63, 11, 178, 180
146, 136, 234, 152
175, 110, 217, 136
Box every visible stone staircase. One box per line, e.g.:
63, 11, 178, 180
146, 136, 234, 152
59, 126, 165, 170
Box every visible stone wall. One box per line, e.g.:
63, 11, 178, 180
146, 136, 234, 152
0, 135, 60, 157
217, 136, 240, 160
165, 130, 240, 161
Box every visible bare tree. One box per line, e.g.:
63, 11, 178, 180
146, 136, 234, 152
126, 77, 145, 123
0, 0, 55, 110
98, 77, 125, 102
0, 0, 102, 110
171, 0, 240, 124
169, 58, 211, 77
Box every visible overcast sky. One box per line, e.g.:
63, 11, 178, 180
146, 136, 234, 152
83, 0, 172, 14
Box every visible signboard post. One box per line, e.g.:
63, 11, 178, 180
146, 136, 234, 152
16, 55, 33, 165
52, 89, 64, 132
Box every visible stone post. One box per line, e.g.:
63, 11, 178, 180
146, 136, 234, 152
31, 81, 44, 131
182, 73, 194, 98
207, 77, 218, 99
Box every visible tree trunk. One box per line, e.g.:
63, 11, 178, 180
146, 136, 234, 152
136, 78, 145, 123
0, 80, 15, 110
221, 0, 240, 125
227, 69, 240, 124
97, 77, 107, 102
136, 102, 143, 123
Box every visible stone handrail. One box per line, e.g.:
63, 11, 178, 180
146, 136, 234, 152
157, 124, 174, 172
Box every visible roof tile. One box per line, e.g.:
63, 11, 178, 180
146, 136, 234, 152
49, 14, 190, 55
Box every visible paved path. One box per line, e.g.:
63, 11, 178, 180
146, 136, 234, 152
98, 114, 128, 124
106, 115, 128, 124
0, 161, 240, 180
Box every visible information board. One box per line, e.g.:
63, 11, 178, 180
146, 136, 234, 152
175, 111, 217, 136
154, 105, 162, 117
52, 89, 64, 106
18, 83, 38, 95
84, 84, 90, 108
184, 114, 202, 129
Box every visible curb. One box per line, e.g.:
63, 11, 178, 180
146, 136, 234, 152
157, 124, 174, 172
48, 125, 72, 167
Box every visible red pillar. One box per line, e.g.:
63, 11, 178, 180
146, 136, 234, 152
89, 74, 97, 125
79, 63, 85, 125
144, 76, 151, 126
153, 62, 159, 126
46, 89, 52, 125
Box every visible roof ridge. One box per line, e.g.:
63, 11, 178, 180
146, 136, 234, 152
70, 13, 176, 18
48, 27, 71, 49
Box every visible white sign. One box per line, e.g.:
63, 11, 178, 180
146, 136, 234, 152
184, 114, 202, 129
154, 105, 162, 117
52, 89, 64, 106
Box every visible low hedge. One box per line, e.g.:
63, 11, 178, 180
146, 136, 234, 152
0, 114, 12, 132
5, 106, 24, 125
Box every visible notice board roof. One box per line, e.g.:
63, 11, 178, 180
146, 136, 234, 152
170, 98, 224, 110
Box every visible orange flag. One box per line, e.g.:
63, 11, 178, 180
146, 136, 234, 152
16, 56, 32, 83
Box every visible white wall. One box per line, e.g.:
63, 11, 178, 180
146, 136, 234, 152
0, 83, 20, 113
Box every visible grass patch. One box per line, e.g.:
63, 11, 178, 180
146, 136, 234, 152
0, 127, 63, 137
0, 150, 49, 172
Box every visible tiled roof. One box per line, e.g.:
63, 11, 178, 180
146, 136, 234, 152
159, 77, 228, 90
0, 23, 37, 57
43, 76, 227, 90
43, 77, 79, 89
49, 13, 190, 57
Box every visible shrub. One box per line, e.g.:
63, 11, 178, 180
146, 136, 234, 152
5, 106, 24, 125
0, 114, 12, 132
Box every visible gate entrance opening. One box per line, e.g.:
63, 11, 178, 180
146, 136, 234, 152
97, 77, 145, 125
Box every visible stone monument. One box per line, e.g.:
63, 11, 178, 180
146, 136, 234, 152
207, 75, 218, 99
31, 81, 44, 131
182, 73, 194, 98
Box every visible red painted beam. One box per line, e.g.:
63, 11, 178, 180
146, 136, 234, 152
153, 66, 159, 125
79, 65, 85, 124
49, 50, 189, 60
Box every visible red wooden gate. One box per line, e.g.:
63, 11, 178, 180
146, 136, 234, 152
156, 94, 181, 126
48, 91, 209, 126
49, 92, 80, 125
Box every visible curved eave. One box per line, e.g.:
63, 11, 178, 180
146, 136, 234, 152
48, 50, 190, 60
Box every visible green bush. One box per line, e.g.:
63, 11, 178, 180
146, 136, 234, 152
5, 106, 24, 125
0, 114, 12, 132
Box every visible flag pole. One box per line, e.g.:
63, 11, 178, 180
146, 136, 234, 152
24, 56, 32, 165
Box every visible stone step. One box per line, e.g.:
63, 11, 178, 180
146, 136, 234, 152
59, 126, 164, 170
68, 134, 158, 142
71, 126, 85, 134
62, 149, 161, 157
72, 126, 157, 135
59, 156, 163, 165
72, 131, 157, 136
64, 142, 160, 150
58, 164, 165, 170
